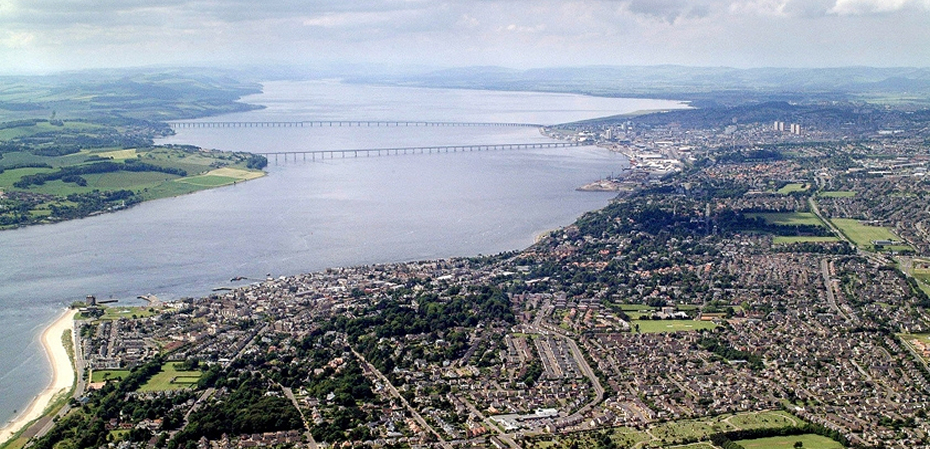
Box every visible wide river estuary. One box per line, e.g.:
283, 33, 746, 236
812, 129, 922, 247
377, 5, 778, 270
0, 80, 686, 423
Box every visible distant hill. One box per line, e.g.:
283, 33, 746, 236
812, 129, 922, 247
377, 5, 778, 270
0, 68, 263, 122
349, 65, 930, 107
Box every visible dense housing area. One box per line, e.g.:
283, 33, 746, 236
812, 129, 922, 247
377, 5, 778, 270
10, 100, 930, 449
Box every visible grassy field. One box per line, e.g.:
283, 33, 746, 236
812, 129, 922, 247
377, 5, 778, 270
94, 149, 138, 160
97, 306, 160, 321
736, 434, 844, 449
898, 333, 930, 364
91, 370, 131, 383
773, 236, 840, 244
208, 166, 266, 181
633, 319, 717, 333
530, 411, 805, 449
0, 144, 265, 229
649, 418, 731, 442
139, 179, 212, 199
82, 171, 181, 190
175, 167, 263, 187
819, 190, 856, 198
830, 218, 907, 251
176, 174, 239, 187
0, 167, 55, 185
618, 304, 656, 311
137, 362, 202, 392
776, 183, 811, 194
0, 121, 104, 141
727, 410, 799, 428
749, 212, 825, 227
108, 429, 131, 441
912, 268, 930, 296
649, 410, 801, 443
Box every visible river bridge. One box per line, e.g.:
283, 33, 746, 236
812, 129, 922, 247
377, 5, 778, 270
169, 120, 544, 129
258, 142, 587, 163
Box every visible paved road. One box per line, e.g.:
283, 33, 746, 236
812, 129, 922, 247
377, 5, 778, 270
820, 258, 850, 322
281, 386, 318, 449
350, 348, 452, 449
528, 322, 606, 427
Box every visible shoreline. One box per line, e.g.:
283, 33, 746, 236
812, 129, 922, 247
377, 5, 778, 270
0, 308, 77, 446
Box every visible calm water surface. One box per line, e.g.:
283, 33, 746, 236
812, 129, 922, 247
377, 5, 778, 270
0, 81, 686, 424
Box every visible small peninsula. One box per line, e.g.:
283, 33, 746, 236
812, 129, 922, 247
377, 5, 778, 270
0, 71, 268, 229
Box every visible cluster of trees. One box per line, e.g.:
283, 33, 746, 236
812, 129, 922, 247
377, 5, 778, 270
1, 122, 155, 157
519, 360, 544, 387
32, 357, 168, 449
302, 360, 374, 406
708, 423, 849, 449
246, 154, 268, 169
0, 118, 45, 130
0, 162, 51, 174
339, 286, 514, 343
47, 190, 141, 220
774, 241, 856, 254
715, 210, 833, 237
13, 160, 187, 188
309, 403, 373, 443
560, 431, 620, 449
698, 336, 764, 370
169, 372, 302, 449
573, 198, 706, 240
714, 148, 784, 164
905, 276, 930, 309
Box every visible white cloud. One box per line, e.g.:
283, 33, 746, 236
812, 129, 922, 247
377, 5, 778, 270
829, 0, 930, 14
0, 31, 34, 48
499, 23, 546, 33
457, 14, 479, 28
302, 12, 391, 28
1, 0, 930, 72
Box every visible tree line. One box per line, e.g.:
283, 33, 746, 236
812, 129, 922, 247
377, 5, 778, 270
13, 159, 187, 188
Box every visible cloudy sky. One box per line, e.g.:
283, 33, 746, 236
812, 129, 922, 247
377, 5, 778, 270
1, 0, 929, 74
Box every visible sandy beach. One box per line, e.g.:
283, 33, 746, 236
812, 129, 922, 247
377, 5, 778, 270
0, 309, 77, 445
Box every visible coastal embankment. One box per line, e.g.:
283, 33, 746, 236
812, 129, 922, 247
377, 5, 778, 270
0, 309, 76, 445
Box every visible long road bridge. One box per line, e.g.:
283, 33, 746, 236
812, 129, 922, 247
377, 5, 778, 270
257, 141, 587, 163
169, 120, 544, 129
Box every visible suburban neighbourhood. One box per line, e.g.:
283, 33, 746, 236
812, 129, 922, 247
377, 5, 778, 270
20, 102, 930, 449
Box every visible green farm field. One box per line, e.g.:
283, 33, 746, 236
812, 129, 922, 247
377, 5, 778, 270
175, 174, 239, 187
0, 167, 54, 186
0, 143, 265, 229
0, 122, 104, 141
